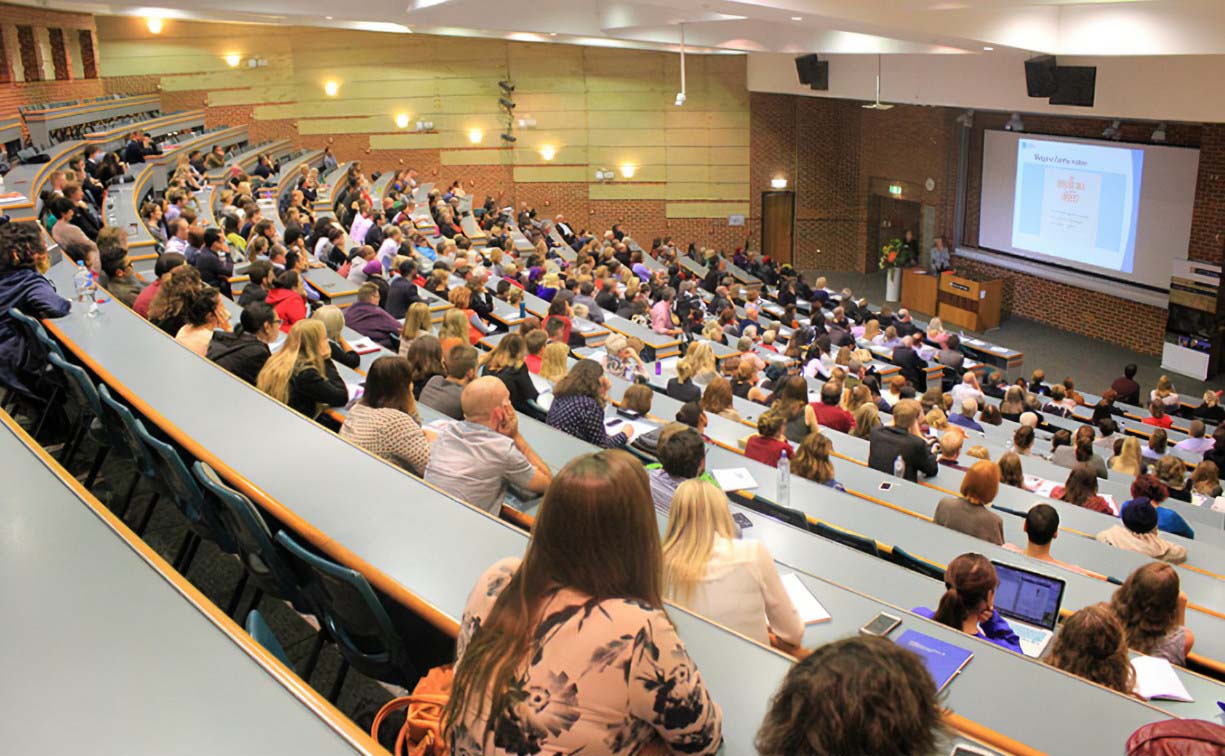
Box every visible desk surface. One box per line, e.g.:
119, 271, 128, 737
0, 414, 374, 756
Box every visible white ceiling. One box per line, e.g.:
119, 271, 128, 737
17, 0, 1225, 57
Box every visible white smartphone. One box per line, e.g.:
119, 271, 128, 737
859, 611, 902, 637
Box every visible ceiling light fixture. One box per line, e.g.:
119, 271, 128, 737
323, 80, 340, 97
146, 16, 163, 34
395, 113, 410, 129
539, 145, 556, 160
620, 163, 636, 179
1152, 122, 1167, 143
1004, 112, 1024, 132
790, 16, 802, 21
224, 52, 242, 68
468, 128, 484, 143
982, 46, 994, 51
675, 22, 687, 107
862, 55, 894, 110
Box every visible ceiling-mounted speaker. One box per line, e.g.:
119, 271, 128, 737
794, 54, 828, 91
1024, 55, 1057, 98
1050, 66, 1096, 107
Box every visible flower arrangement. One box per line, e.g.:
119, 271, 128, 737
879, 237, 913, 270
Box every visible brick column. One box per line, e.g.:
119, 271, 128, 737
16, 25, 39, 82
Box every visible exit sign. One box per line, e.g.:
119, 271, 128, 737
888, 184, 903, 196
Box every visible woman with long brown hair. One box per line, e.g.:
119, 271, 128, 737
1051, 463, 1113, 514
1046, 603, 1136, 694
148, 263, 202, 336
913, 553, 1022, 653
791, 431, 844, 491
701, 376, 742, 423
1110, 562, 1195, 665
445, 451, 723, 755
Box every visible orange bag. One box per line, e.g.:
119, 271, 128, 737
371, 665, 453, 756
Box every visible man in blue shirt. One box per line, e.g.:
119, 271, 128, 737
948, 398, 985, 433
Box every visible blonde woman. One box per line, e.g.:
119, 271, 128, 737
861, 319, 881, 343
667, 356, 702, 403
539, 342, 570, 384
437, 308, 469, 356
926, 317, 949, 348
399, 301, 433, 356
1151, 375, 1180, 410
662, 479, 803, 648
256, 320, 347, 420
851, 402, 880, 439
686, 341, 719, 386
701, 319, 726, 346
1109, 436, 1144, 476
310, 304, 359, 369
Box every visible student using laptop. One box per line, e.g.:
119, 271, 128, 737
988, 560, 1066, 658
913, 553, 1022, 654
1003, 503, 1093, 576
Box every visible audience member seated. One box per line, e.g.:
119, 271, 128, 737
1191, 460, 1222, 498
445, 450, 721, 755
538, 342, 569, 385
1095, 498, 1187, 564
1132, 473, 1194, 538
701, 377, 744, 423
1153, 455, 1192, 503
744, 411, 793, 468
523, 329, 547, 374
340, 356, 430, 475
597, 334, 649, 383
934, 460, 1004, 545
1110, 363, 1141, 406
947, 398, 982, 433
424, 376, 551, 514
1052, 425, 1108, 479
791, 431, 844, 491
195, 228, 234, 299
147, 264, 202, 336
1150, 374, 1180, 410
174, 285, 230, 357
851, 401, 880, 440
621, 383, 654, 416
419, 344, 478, 420
867, 399, 938, 482
1143, 428, 1169, 462
662, 479, 802, 648
1174, 419, 1215, 455
99, 245, 144, 308
406, 334, 445, 399
256, 320, 347, 422
208, 302, 279, 385
666, 356, 703, 403
1012, 425, 1036, 457
310, 305, 360, 370
481, 333, 539, 416
546, 359, 631, 448
809, 382, 854, 433
382, 259, 421, 320
0, 222, 71, 395
997, 451, 1025, 489
647, 425, 709, 515
913, 553, 1021, 653
1143, 399, 1174, 429
1046, 604, 1135, 694
1052, 463, 1113, 515
937, 430, 964, 469
343, 281, 402, 348
755, 635, 941, 756
266, 271, 308, 333
1191, 390, 1224, 423
133, 252, 185, 318
1111, 562, 1194, 666
1003, 503, 1091, 576
398, 302, 433, 357
1109, 436, 1145, 476
1205, 424, 1225, 472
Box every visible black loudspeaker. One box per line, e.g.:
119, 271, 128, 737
1050, 66, 1097, 107
795, 54, 829, 90
1024, 55, 1058, 97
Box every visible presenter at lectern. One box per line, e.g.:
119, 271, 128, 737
929, 236, 952, 274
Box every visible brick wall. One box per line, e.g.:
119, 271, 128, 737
0, 5, 102, 131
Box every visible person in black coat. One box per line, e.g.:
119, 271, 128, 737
195, 228, 234, 299
867, 399, 939, 482
208, 302, 280, 385
237, 260, 273, 308
482, 333, 539, 416
891, 335, 928, 392
384, 259, 421, 319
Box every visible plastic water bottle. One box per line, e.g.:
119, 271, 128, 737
519, 300, 526, 319
73, 261, 99, 317
655, 360, 662, 376
893, 455, 905, 480
777, 450, 791, 508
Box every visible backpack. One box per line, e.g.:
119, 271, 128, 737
1126, 719, 1225, 756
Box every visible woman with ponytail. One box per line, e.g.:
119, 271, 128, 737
912, 553, 1022, 653
444, 450, 723, 756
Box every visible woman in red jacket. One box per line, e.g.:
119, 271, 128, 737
265, 270, 308, 333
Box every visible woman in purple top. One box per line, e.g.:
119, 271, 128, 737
912, 553, 1022, 654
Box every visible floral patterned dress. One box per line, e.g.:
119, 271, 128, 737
451, 558, 723, 756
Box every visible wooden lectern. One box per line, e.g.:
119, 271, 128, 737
901, 268, 939, 316
937, 273, 1003, 331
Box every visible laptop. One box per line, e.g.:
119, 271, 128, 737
990, 560, 1066, 658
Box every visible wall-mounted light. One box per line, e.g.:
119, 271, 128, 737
146, 17, 164, 34
395, 113, 410, 129
595, 169, 615, 182
515, 117, 537, 129
415, 120, 434, 132
771, 177, 787, 189
619, 163, 637, 179
468, 128, 484, 144
223, 52, 242, 68
323, 80, 340, 97
539, 145, 556, 161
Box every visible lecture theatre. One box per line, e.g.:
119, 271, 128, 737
5, 1, 1225, 754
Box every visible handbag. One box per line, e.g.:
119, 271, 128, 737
1126, 719, 1225, 756
371, 665, 453, 756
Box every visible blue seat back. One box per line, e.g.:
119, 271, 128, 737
812, 520, 882, 557
47, 352, 104, 420
192, 461, 309, 609
130, 416, 209, 533
245, 609, 292, 668
97, 384, 158, 480
887, 545, 946, 581
274, 530, 417, 687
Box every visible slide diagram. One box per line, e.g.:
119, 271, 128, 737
1011, 138, 1144, 273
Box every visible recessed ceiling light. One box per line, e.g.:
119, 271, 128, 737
325, 15, 333, 19
790, 16, 802, 21
983, 46, 994, 51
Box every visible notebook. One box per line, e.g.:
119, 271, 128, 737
990, 561, 1066, 658
895, 629, 973, 692
711, 467, 757, 492
780, 573, 831, 624
1131, 655, 1194, 702
348, 336, 382, 355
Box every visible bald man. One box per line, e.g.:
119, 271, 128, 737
423, 376, 552, 514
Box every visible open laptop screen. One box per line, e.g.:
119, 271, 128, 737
991, 561, 1065, 630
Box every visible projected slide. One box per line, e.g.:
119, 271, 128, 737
1011, 138, 1144, 273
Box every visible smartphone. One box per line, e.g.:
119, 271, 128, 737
859, 612, 902, 637
878, 481, 894, 492
732, 512, 753, 530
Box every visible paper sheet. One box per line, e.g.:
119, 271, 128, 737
711, 467, 757, 492
348, 336, 382, 355
604, 418, 657, 439
1131, 655, 1194, 702
781, 573, 831, 624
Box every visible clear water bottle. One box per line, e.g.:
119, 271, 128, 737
777, 450, 791, 508
73, 261, 99, 317
893, 454, 905, 480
